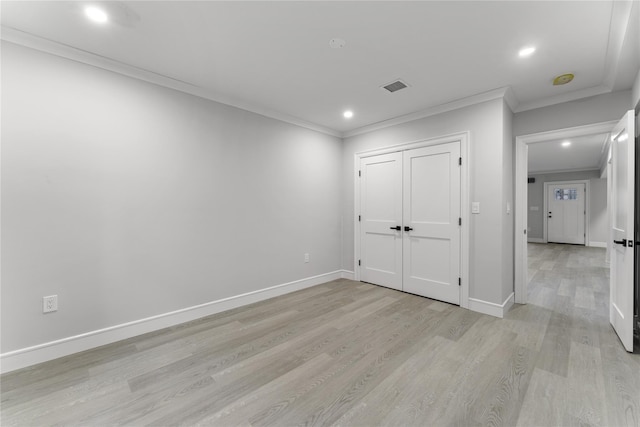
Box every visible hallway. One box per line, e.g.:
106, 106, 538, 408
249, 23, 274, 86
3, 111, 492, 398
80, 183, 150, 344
517, 243, 639, 425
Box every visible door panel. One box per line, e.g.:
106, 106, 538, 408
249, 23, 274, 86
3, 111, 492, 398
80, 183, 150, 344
360, 152, 402, 290
402, 143, 461, 304
610, 110, 635, 352
547, 183, 585, 245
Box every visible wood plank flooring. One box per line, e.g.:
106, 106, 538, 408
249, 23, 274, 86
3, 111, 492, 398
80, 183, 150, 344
2, 243, 639, 426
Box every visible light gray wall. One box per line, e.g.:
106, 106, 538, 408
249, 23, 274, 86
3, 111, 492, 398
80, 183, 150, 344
1, 42, 343, 353
514, 90, 632, 137
342, 99, 513, 306
634, 69, 640, 108
526, 170, 607, 244
502, 101, 515, 301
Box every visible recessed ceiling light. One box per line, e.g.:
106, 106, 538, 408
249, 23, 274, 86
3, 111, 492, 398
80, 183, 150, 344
85, 6, 109, 23
518, 46, 536, 57
561, 141, 571, 147
343, 110, 354, 119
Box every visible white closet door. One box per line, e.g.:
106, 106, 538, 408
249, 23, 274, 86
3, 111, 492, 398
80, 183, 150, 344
402, 142, 461, 304
547, 183, 586, 245
360, 152, 403, 290
610, 110, 635, 352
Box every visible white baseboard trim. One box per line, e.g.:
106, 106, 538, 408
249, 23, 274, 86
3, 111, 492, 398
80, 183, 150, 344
340, 270, 355, 280
0, 270, 344, 374
589, 241, 607, 248
527, 238, 545, 243
468, 292, 515, 319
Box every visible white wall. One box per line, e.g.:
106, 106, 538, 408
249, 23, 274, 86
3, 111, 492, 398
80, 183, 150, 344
526, 170, 607, 244
342, 98, 513, 306
633, 69, 640, 109
1, 42, 343, 355
502, 101, 515, 301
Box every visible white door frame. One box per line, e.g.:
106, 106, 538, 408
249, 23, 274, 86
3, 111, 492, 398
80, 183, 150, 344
514, 121, 617, 304
543, 180, 590, 244
354, 131, 470, 308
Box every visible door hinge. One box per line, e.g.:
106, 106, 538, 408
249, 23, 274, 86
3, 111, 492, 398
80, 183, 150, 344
458, 277, 461, 286
358, 215, 361, 222
458, 157, 462, 166
458, 217, 462, 226
358, 260, 361, 266
358, 170, 361, 177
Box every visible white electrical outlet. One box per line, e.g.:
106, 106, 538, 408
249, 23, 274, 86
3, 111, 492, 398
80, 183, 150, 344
304, 253, 310, 263
43, 295, 58, 313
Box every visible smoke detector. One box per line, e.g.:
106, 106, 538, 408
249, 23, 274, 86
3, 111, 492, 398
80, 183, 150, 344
381, 79, 409, 93
553, 73, 574, 86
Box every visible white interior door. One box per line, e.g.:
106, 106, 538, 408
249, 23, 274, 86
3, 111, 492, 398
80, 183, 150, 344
610, 110, 635, 352
547, 183, 586, 244
360, 152, 403, 290
402, 143, 461, 304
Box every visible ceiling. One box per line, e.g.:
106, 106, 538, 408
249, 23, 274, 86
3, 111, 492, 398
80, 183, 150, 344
1, 1, 639, 137
527, 133, 610, 175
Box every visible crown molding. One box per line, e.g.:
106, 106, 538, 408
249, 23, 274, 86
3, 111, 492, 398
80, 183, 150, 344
513, 85, 613, 113
527, 167, 601, 175
343, 87, 515, 139
1, 26, 342, 138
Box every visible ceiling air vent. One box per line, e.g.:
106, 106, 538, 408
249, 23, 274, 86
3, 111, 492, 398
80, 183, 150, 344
381, 80, 409, 93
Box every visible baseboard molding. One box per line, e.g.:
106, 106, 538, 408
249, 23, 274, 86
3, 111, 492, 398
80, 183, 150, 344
340, 270, 355, 280
527, 238, 545, 243
468, 292, 515, 319
0, 270, 344, 374
589, 241, 607, 248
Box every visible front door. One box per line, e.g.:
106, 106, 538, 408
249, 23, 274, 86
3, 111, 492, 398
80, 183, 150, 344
610, 110, 635, 352
402, 143, 461, 304
547, 182, 586, 245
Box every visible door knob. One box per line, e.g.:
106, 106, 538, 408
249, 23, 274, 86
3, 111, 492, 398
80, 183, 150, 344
389, 226, 401, 231
404, 226, 413, 232
613, 238, 627, 246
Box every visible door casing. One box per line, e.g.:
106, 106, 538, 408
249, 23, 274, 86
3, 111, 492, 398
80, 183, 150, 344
354, 132, 470, 309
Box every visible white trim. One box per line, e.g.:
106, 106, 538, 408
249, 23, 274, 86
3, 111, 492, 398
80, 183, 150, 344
527, 238, 545, 243
543, 180, 590, 245
354, 132, 470, 309
514, 85, 611, 113
514, 121, 617, 305
529, 167, 600, 175
468, 292, 514, 318
0, 270, 344, 374
344, 88, 511, 138
589, 241, 607, 248
0, 29, 341, 138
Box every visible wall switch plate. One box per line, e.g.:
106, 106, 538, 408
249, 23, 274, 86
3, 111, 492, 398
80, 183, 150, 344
43, 295, 58, 313
304, 253, 310, 263
471, 202, 480, 214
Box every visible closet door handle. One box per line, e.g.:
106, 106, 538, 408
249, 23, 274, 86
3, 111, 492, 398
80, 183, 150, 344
390, 226, 401, 231
613, 238, 627, 246
404, 226, 413, 232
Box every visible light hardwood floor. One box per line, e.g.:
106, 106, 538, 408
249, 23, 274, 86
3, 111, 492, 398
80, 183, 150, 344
2, 243, 639, 426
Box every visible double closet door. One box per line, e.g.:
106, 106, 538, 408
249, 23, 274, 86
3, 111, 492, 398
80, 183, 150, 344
359, 142, 461, 305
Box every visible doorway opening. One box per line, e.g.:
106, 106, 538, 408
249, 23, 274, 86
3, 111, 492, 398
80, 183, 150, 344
515, 121, 617, 305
